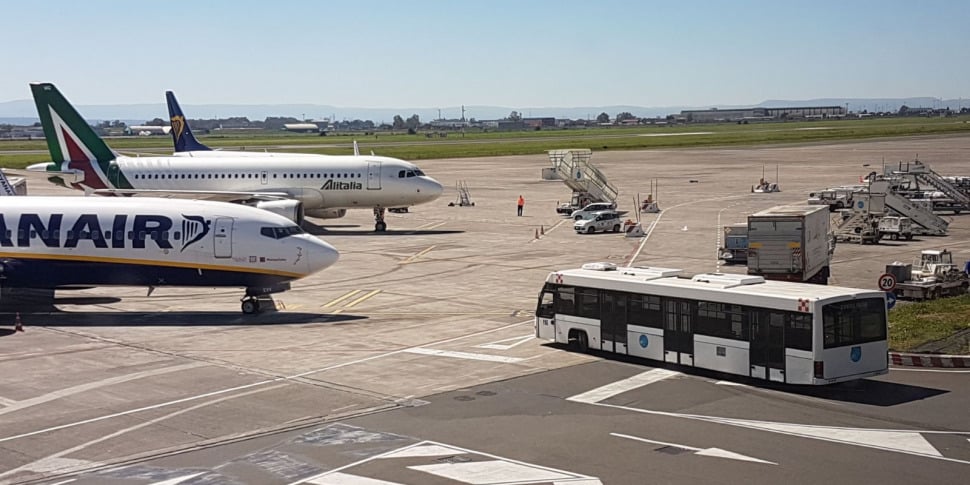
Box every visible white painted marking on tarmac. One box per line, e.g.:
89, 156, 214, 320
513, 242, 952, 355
553, 480, 604, 485
46, 480, 76, 485
0, 396, 17, 406
476, 334, 534, 350
589, 400, 970, 466
695, 448, 777, 465
612, 432, 702, 451
0, 362, 205, 416
307, 472, 403, 485
148, 472, 207, 485
410, 460, 574, 484
710, 418, 943, 457
5, 457, 94, 475
0, 321, 533, 446
611, 432, 776, 465
0, 384, 288, 481
380, 443, 468, 459
404, 348, 524, 364
567, 369, 679, 404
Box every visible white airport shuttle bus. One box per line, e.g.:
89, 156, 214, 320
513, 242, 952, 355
535, 263, 888, 385
0, 177, 338, 313
28, 83, 443, 232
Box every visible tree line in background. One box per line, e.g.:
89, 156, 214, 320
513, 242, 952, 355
4, 106, 970, 138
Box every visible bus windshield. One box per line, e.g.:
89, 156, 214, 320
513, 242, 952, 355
822, 298, 886, 349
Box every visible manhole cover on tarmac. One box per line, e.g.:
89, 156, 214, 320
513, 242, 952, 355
454, 395, 475, 402
476, 390, 497, 396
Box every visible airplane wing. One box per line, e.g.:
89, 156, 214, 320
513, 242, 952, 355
92, 188, 293, 203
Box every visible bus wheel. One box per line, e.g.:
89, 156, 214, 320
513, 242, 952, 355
576, 332, 589, 352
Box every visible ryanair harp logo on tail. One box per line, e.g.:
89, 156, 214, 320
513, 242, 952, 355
180, 215, 211, 252
171, 115, 186, 143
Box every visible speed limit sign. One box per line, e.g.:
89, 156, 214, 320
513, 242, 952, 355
877, 273, 897, 292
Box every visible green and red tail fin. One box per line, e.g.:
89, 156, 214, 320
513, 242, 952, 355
30, 82, 118, 190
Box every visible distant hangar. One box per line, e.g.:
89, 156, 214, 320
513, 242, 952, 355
680, 106, 846, 123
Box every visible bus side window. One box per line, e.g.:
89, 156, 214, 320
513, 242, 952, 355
556, 286, 576, 315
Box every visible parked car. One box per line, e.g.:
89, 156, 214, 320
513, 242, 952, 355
570, 202, 617, 221
574, 210, 622, 234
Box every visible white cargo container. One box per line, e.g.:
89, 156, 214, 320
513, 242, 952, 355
747, 205, 831, 284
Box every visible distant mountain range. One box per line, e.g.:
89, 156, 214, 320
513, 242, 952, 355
0, 97, 964, 125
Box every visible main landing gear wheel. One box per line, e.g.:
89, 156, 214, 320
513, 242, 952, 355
375, 221, 387, 232
241, 297, 260, 315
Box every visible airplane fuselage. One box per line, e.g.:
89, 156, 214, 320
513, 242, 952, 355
0, 197, 338, 290
52, 154, 442, 211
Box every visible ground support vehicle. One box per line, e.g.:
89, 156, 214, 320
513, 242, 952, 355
747, 205, 832, 284
535, 262, 889, 385
887, 249, 970, 300
719, 223, 749, 265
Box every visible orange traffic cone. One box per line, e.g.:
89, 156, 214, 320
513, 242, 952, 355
14, 312, 23, 332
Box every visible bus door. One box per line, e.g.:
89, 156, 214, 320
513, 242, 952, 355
599, 291, 628, 354
750, 310, 786, 382
663, 299, 693, 365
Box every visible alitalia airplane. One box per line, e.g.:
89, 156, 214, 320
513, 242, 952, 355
27, 83, 443, 232
0, 171, 338, 314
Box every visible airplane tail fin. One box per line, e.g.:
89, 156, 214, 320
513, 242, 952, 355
166, 91, 211, 152
0, 171, 20, 196
30, 83, 118, 189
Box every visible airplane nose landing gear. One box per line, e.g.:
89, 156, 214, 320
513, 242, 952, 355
241, 297, 260, 314
374, 207, 387, 232
241, 283, 290, 314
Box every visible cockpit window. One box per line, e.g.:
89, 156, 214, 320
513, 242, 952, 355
260, 225, 305, 239
398, 170, 406, 178
406, 170, 415, 177
413, 169, 425, 176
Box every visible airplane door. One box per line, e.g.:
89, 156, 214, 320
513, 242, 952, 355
260, 171, 268, 185
367, 161, 381, 190
214, 217, 233, 259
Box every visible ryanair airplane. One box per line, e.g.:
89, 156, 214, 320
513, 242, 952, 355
27, 83, 443, 232
0, 171, 338, 314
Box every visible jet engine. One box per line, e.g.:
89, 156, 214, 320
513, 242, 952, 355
253, 200, 304, 224
304, 208, 348, 219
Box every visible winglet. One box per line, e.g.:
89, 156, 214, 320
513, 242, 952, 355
166, 91, 211, 152
0, 170, 19, 196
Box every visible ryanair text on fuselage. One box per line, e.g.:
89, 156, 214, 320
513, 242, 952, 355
0, 213, 210, 251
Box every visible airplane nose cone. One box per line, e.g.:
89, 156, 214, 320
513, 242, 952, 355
422, 177, 444, 202
308, 238, 340, 274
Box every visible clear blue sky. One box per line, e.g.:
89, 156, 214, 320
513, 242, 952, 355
2, 0, 967, 108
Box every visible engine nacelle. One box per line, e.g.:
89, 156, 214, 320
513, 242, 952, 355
304, 208, 347, 219
254, 200, 304, 224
